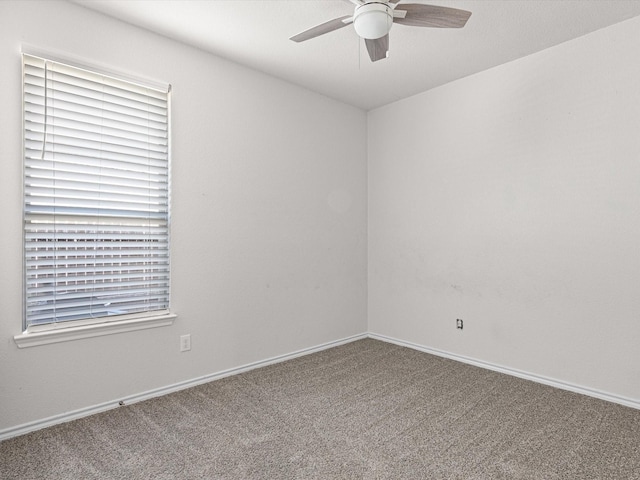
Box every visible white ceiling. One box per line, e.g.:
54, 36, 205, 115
71, 0, 640, 111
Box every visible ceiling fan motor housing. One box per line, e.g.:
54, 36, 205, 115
353, 2, 393, 40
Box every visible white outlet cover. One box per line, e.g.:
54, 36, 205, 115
180, 334, 191, 352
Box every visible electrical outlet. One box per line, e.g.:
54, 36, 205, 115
180, 334, 191, 352
456, 319, 463, 330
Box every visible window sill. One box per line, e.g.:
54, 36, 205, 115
13, 312, 177, 349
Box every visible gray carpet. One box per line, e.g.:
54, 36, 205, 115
1, 338, 639, 479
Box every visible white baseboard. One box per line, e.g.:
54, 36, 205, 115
368, 332, 640, 411
3, 331, 637, 442
0, 332, 367, 442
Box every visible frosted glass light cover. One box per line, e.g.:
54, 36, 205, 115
353, 5, 393, 40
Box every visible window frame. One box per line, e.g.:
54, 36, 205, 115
16, 51, 175, 348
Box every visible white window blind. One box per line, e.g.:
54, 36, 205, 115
23, 54, 171, 328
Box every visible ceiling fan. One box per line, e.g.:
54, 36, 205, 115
290, 0, 471, 62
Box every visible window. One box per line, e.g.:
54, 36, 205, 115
21, 53, 173, 341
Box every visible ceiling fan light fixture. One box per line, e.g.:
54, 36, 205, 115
353, 3, 393, 40
290, 1, 472, 63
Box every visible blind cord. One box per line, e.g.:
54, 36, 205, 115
41, 60, 59, 322
41, 60, 48, 160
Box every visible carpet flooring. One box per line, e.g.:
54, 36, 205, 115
1, 338, 639, 479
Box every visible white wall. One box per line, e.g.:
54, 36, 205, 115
0, 1, 367, 432
369, 15, 640, 402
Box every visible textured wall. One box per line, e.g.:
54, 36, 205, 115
368, 15, 640, 402
0, 0, 367, 431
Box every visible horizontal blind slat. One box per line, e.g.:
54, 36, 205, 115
27, 301, 170, 324
25, 139, 169, 164
26, 272, 170, 284
24, 94, 168, 131
25, 157, 169, 179
25, 113, 168, 145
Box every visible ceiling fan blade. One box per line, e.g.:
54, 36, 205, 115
290, 15, 353, 42
365, 34, 389, 62
393, 4, 471, 28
